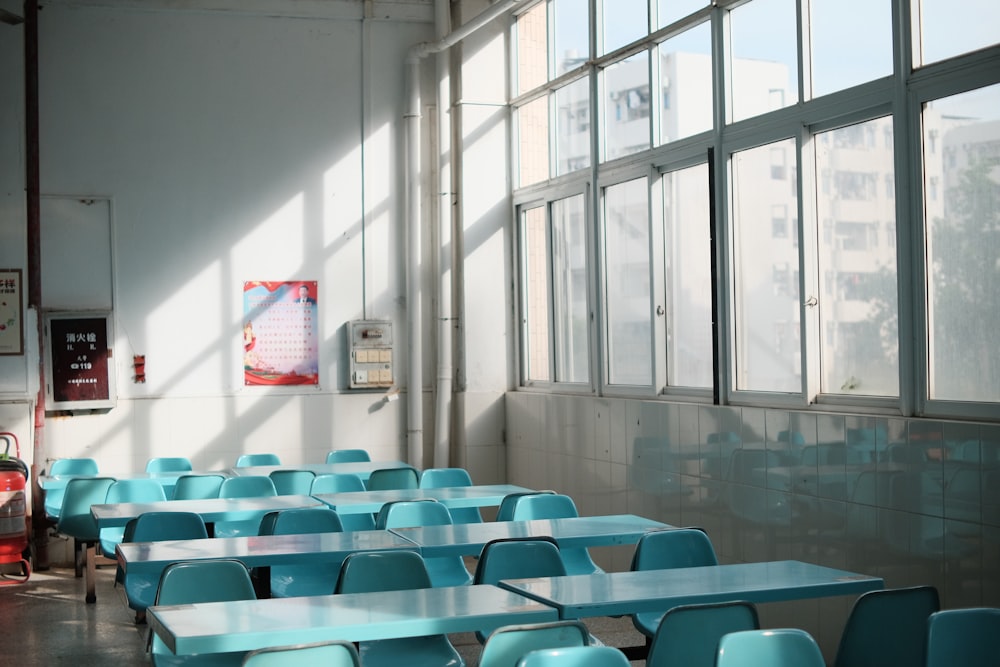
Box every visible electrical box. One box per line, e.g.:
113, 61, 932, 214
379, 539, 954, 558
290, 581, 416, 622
349, 320, 393, 389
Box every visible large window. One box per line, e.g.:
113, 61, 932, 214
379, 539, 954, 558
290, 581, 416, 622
512, 0, 1000, 419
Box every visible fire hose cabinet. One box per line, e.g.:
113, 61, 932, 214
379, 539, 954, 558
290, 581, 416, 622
349, 320, 393, 389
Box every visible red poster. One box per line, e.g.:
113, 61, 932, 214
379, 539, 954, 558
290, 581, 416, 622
50, 317, 111, 403
242, 281, 319, 386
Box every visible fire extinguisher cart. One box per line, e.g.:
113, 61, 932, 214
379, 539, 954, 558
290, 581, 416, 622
0, 432, 31, 584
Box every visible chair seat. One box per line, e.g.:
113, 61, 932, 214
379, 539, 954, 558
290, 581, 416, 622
358, 636, 463, 667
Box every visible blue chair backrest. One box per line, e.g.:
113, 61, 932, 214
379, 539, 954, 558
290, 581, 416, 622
242, 640, 361, 667
510, 494, 579, 521
495, 491, 554, 521
172, 473, 225, 500
236, 453, 281, 467
335, 550, 432, 593
419, 468, 474, 488
480, 621, 590, 667
106, 478, 168, 504
144, 457, 193, 473
517, 646, 630, 667
56, 477, 117, 541
646, 601, 759, 667
474, 538, 566, 584
263, 508, 343, 535
269, 469, 316, 495
49, 457, 100, 476
325, 449, 371, 463
311, 473, 366, 494
926, 607, 1000, 667
220, 475, 277, 498
129, 511, 209, 542
630, 528, 718, 571
833, 585, 939, 667
365, 467, 419, 491
375, 500, 453, 530
716, 629, 825, 667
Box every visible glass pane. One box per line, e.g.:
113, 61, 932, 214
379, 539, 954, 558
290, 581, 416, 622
815, 118, 899, 397
663, 164, 713, 388
552, 194, 590, 382
602, 0, 647, 55
555, 76, 592, 176
732, 138, 801, 392
924, 83, 1000, 402
657, 0, 708, 29
729, 0, 798, 122
810, 0, 892, 98
522, 206, 551, 382
604, 178, 652, 386
517, 96, 549, 187
658, 21, 712, 145
603, 51, 651, 161
554, 0, 589, 76
917, 0, 1000, 66
515, 1, 548, 95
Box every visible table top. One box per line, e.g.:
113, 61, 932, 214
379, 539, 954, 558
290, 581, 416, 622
389, 514, 674, 557
498, 560, 884, 618
117, 529, 418, 574
228, 461, 414, 480
92, 494, 324, 528
148, 584, 559, 655
312, 484, 535, 515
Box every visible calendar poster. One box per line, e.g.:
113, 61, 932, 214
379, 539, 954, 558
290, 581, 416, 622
242, 281, 319, 386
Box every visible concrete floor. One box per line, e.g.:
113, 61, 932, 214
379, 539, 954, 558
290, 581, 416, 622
1, 563, 647, 666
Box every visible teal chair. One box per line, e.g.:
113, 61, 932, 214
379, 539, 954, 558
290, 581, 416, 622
242, 640, 361, 667
55, 476, 116, 602
269, 469, 315, 495
645, 601, 759, 667
150, 559, 257, 666
419, 468, 483, 523
926, 607, 1000, 667
365, 466, 419, 490
310, 474, 375, 531
832, 585, 939, 667
235, 453, 281, 467
145, 457, 193, 473
715, 629, 825, 667
334, 550, 464, 667
325, 449, 371, 463
258, 508, 344, 597
510, 494, 603, 575
215, 476, 277, 537
172, 474, 225, 500
479, 621, 590, 667
516, 646, 630, 667
99, 478, 168, 557
495, 491, 554, 521
44, 457, 100, 521
375, 500, 472, 587
120, 511, 209, 622
629, 528, 718, 638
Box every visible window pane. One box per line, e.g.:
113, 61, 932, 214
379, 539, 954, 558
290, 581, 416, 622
815, 118, 899, 397
555, 76, 592, 176
515, 1, 548, 95
732, 138, 801, 392
552, 194, 590, 382
658, 21, 712, 145
810, 0, 892, 98
729, 0, 798, 122
663, 164, 713, 388
522, 206, 551, 382
517, 96, 549, 187
917, 0, 1000, 66
924, 84, 1000, 402
602, 0, 647, 55
554, 0, 589, 75
604, 178, 652, 386
657, 0, 708, 29
603, 51, 651, 161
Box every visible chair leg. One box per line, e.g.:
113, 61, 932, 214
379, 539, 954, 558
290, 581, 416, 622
74, 538, 83, 578
84, 542, 97, 603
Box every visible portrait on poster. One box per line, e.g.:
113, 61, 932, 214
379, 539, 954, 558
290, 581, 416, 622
0, 269, 23, 356
242, 281, 319, 386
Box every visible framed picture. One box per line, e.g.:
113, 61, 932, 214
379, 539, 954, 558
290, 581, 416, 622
0, 269, 24, 355
242, 281, 319, 386
44, 311, 117, 411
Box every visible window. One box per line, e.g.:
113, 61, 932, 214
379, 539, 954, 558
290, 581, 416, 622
657, 21, 713, 145
552, 195, 590, 382
521, 206, 551, 382
729, 0, 798, 122
555, 77, 592, 176
916, 0, 1000, 66
603, 52, 652, 161
809, 0, 892, 98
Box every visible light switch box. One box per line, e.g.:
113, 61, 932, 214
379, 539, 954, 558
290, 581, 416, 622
348, 319, 394, 389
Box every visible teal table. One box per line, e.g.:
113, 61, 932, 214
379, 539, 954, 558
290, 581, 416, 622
148, 584, 559, 656
39, 470, 227, 499
312, 483, 535, 515
91, 494, 324, 529
498, 560, 884, 618
389, 514, 673, 557
228, 460, 414, 481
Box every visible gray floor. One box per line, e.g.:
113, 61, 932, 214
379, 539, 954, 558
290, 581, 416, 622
1, 562, 648, 666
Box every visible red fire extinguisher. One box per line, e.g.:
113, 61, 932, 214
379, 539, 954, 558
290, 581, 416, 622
0, 432, 30, 585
